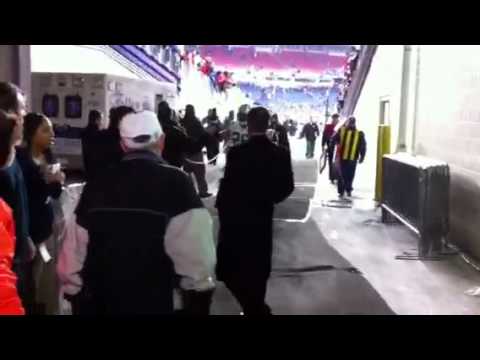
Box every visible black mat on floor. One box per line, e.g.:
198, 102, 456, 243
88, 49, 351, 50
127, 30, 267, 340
210, 218, 395, 315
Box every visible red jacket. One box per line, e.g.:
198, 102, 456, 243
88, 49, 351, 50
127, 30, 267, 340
322, 124, 336, 148
200, 63, 212, 76
217, 73, 226, 85
0, 199, 25, 315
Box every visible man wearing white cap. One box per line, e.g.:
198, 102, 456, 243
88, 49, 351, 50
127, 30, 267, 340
74, 111, 216, 315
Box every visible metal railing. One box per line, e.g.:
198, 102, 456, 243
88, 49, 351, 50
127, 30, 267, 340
381, 153, 450, 259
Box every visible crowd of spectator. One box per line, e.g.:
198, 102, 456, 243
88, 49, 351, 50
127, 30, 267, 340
198, 45, 348, 75
337, 47, 361, 112
238, 82, 340, 122
198, 57, 235, 93
0, 77, 297, 315
0, 80, 223, 315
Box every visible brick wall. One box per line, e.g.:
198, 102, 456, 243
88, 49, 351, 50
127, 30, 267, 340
415, 46, 480, 258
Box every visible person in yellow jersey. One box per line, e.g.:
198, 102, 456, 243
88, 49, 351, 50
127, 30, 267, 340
331, 116, 366, 198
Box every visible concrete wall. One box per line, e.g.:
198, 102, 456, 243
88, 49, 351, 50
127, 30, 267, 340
350, 46, 405, 194
415, 46, 480, 259
353, 45, 480, 260
0, 45, 31, 105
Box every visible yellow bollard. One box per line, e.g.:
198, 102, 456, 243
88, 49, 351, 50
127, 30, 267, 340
375, 125, 391, 202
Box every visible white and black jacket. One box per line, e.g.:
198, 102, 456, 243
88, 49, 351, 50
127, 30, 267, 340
58, 151, 216, 298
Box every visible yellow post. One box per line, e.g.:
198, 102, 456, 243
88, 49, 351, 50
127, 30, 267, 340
375, 125, 391, 202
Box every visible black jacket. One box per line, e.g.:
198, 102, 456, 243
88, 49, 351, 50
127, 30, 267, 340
0, 157, 30, 261
16, 147, 62, 244
271, 124, 290, 151
161, 121, 189, 168
180, 116, 209, 156
301, 123, 320, 142
81, 128, 100, 180
215, 135, 294, 278
84, 129, 124, 180
75, 150, 206, 314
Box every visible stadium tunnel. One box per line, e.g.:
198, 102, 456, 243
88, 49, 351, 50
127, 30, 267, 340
1, 45, 480, 315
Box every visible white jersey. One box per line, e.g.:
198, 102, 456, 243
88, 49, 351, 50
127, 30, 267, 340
225, 122, 249, 151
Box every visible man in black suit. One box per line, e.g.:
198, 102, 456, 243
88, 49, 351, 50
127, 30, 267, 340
215, 107, 294, 316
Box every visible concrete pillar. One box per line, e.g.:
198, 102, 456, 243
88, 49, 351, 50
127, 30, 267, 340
396, 45, 412, 153
411, 45, 421, 155
0, 45, 31, 104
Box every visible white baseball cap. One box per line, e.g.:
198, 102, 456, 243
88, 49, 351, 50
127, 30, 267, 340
120, 111, 163, 150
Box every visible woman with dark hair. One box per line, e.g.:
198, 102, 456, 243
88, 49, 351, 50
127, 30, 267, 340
16, 113, 65, 314
81, 110, 103, 179
0, 110, 25, 315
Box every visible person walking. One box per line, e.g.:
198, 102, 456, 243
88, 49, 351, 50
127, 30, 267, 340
91, 106, 135, 178
204, 108, 222, 166
81, 110, 103, 181
331, 116, 366, 198
269, 114, 290, 152
300, 117, 319, 158
321, 113, 340, 184
216, 107, 294, 316
74, 111, 216, 314
224, 110, 235, 130
224, 104, 250, 154
181, 105, 211, 198
157, 101, 189, 168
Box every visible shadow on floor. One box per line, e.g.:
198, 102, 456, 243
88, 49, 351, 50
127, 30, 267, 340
208, 158, 395, 315
210, 214, 395, 315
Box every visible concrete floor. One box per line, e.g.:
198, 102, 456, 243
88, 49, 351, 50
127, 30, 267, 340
65, 137, 480, 315
204, 137, 480, 315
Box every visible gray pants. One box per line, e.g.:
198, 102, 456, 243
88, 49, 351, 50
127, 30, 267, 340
184, 152, 209, 195
306, 140, 316, 158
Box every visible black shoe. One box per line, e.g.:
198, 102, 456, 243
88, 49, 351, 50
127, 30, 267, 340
347, 192, 352, 197
199, 192, 213, 199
